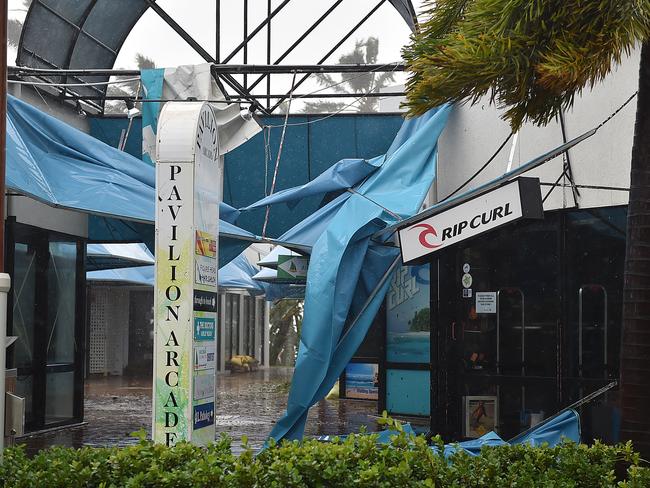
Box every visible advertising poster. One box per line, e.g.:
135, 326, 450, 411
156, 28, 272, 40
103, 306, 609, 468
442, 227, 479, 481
386, 263, 430, 363
464, 396, 498, 438
345, 363, 379, 400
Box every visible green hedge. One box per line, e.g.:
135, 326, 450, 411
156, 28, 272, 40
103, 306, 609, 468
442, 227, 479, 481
1, 429, 648, 487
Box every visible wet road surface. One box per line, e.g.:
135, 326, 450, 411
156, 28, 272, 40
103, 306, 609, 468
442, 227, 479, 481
19, 368, 389, 454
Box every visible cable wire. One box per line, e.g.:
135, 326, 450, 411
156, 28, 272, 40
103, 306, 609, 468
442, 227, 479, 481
8, 77, 142, 87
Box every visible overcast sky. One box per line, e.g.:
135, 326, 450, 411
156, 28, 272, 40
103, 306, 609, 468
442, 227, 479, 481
8, 0, 428, 107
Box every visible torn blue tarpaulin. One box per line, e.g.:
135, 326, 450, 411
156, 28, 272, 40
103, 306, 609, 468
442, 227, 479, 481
240, 157, 381, 212
441, 409, 581, 457
7, 95, 153, 222
269, 105, 451, 442
7, 95, 255, 267
89, 250, 277, 296
219, 253, 266, 294
316, 409, 580, 454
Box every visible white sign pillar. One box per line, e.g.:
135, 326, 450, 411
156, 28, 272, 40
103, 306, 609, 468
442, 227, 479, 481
153, 102, 221, 446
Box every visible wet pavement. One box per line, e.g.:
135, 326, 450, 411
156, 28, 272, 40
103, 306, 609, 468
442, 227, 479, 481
18, 368, 390, 454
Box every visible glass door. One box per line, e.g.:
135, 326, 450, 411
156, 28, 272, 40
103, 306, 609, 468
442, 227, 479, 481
8, 222, 85, 431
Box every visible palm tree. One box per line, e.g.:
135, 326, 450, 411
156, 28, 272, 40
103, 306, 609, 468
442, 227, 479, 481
303, 37, 396, 114
7, 0, 31, 49
104, 53, 156, 114
402, 0, 650, 456
269, 299, 303, 366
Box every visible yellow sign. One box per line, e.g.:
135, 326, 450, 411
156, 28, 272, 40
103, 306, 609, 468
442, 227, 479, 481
195, 230, 216, 258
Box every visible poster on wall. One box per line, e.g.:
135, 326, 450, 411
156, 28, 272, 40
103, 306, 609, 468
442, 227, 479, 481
345, 363, 379, 400
464, 396, 498, 438
386, 263, 430, 363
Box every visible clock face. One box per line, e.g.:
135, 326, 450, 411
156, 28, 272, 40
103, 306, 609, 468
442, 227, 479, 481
195, 105, 218, 162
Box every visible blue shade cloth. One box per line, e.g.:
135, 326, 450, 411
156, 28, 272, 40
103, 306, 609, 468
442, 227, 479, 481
240, 157, 381, 212
87, 243, 154, 271
220, 202, 241, 224
88, 251, 266, 293
269, 105, 451, 442
317, 409, 579, 454
7, 95, 256, 268
510, 409, 581, 447
141, 68, 165, 166
88, 265, 155, 286
219, 253, 265, 294
442, 409, 580, 457
7, 95, 154, 222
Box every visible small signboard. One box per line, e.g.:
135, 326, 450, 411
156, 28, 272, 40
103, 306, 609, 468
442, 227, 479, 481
193, 373, 215, 400
195, 258, 217, 286
194, 344, 216, 371
276, 255, 309, 281
193, 402, 215, 430
193, 314, 216, 341
193, 290, 217, 312
398, 178, 543, 264
195, 230, 217, 258
475, 292, 497, 314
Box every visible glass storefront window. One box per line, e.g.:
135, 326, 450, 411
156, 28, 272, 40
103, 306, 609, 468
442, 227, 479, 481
9, 223, 84, 431
47, 242, 77, 364
386, 263, 430, 363
12, 243, 36, 370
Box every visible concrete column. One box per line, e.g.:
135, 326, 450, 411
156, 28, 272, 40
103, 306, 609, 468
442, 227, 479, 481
254, 297, 262, 362
219, 294, 226, 372
237, 294, 245, 355
263, 300, 270, 368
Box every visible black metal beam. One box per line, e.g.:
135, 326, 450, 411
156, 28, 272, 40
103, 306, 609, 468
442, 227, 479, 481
270, 0, 387, 112
34, 0, 116, 56
10, 63, 404, 77
212, 63, 404, 74
215, 0, 221, 62
61, 91, 405, 102
144, 0, 215, 63
247, 0, 347, 93
221, 0, 292, 64
266, 0, 271, 110
142, 0, 264, 112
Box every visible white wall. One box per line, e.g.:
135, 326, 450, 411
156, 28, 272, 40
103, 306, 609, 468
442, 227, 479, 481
436, 48, 640, 211
7, 195, 88, 238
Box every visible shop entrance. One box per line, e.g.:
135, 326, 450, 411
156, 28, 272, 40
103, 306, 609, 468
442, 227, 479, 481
430, 208, 625, 441
8, 221, 85, 431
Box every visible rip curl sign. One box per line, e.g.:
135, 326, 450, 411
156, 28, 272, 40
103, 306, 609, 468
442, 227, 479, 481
398, 178, 543, 264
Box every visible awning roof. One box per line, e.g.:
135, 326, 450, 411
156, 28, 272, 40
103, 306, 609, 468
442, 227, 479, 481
16, 0, 416, 107
7, 94, 258, 267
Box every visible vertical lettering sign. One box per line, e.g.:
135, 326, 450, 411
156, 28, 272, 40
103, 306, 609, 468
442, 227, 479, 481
154, 103, 220, 447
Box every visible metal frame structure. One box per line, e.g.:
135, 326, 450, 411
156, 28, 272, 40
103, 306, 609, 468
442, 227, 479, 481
13, 0, 415, 115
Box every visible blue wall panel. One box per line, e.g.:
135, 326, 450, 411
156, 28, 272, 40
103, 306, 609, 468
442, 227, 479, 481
89, 117, 142, 159
386, 369, 430, 416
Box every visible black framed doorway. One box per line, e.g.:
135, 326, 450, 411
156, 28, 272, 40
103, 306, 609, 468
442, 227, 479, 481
7, 220, 86, 432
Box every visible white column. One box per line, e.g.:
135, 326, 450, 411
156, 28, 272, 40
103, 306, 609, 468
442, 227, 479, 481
219, 294, 226, 372
153, 102, 220, 447
0, 273, 10, 454
263, 300, 270, 368
254, 297, 263, 362
237, 294, 245, 355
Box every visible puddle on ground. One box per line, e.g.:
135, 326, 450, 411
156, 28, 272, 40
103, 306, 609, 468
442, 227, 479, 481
19, 367, 386, 455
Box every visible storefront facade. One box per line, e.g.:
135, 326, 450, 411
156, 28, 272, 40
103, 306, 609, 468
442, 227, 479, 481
374, 204, 625, 442
6, 198, 88, 432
